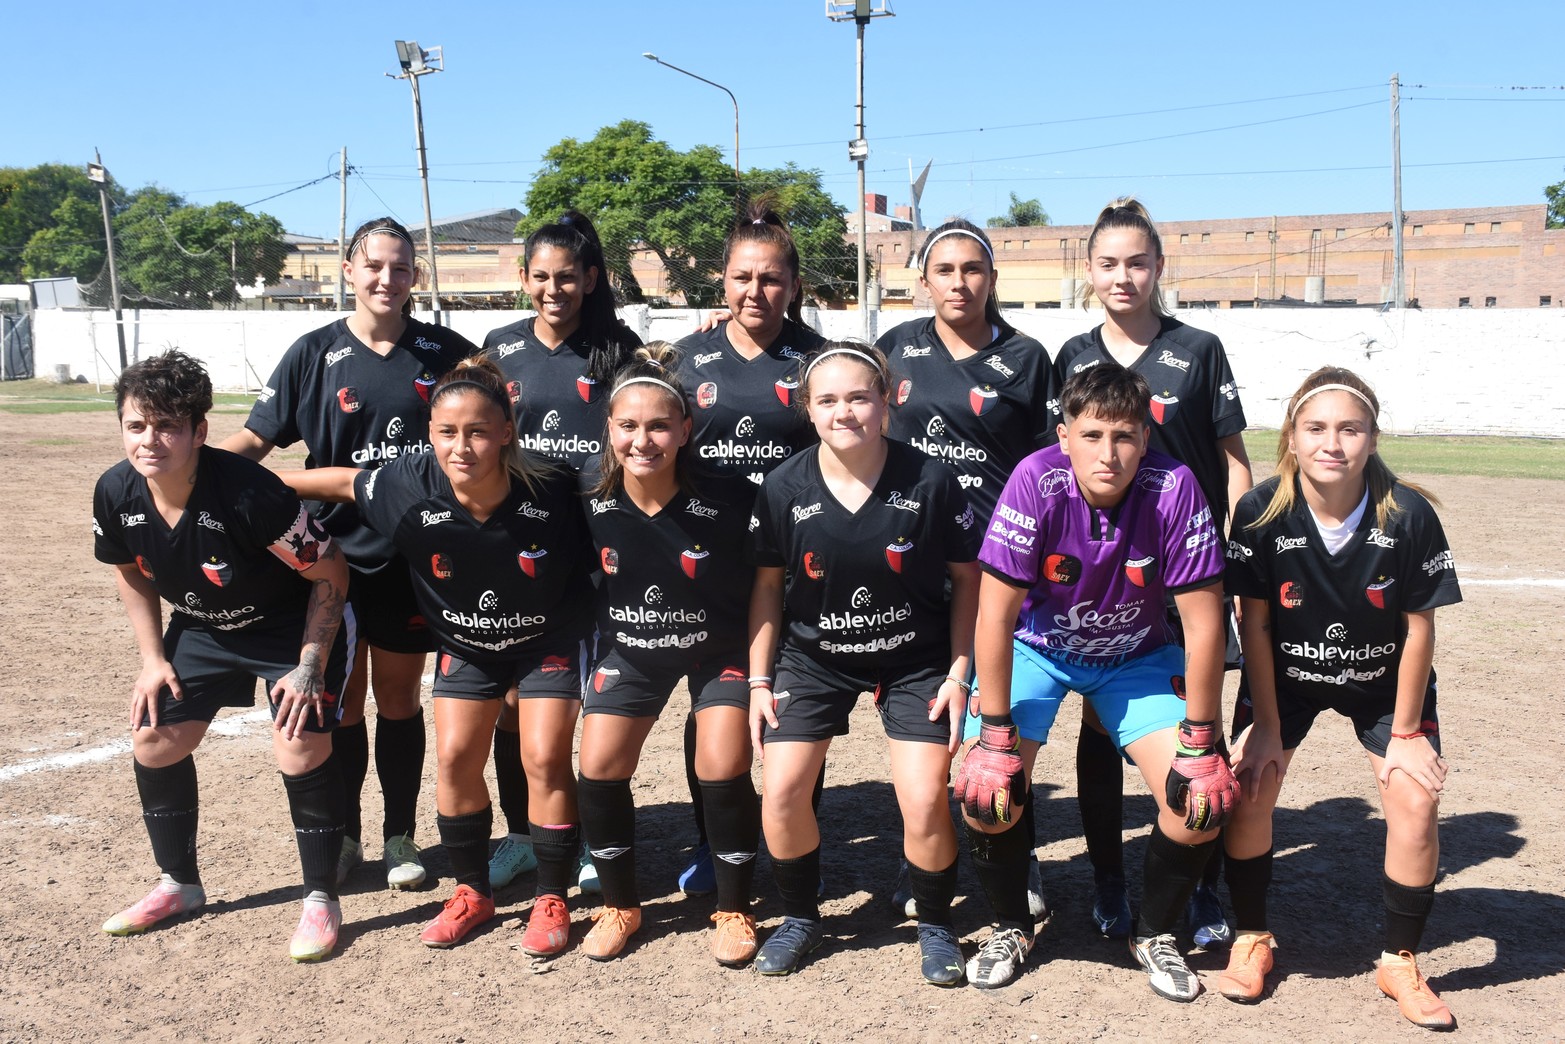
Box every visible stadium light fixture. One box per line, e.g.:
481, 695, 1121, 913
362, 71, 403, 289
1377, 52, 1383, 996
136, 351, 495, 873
388, 41, 444, 322
643, 52, 741, 181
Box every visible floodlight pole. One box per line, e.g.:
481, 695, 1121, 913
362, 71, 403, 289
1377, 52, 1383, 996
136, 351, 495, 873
87, 150, 126, 369
390, 42, 444, 323
1390, 73, 1405, 310
829, 1, 893, 340
642, 54, 740, 182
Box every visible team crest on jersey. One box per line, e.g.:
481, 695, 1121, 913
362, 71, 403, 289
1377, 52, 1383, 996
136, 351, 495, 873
1365, 576, 1394, 609
681, 546, 710, 579
803, 551, 827, 580
337, 387, 361, 413
885, 538, 913, 574
414, 372, 438, 403
518, 546, 547, 578
1043, 553, 1081, 585
1279, 580, 1304, 608
696, 382, 718, 409
1171, 675, 1187, 700
1125, 555, 1155, 588
201, 557, 232, 587
601, 547, 619, 575
774, 375, 799, 407
1038, 468, 1073, 498
593, 667, 619, 693
577, 374, 598, 403
135, 555, 156, 581
1149, 393, 1178, 424
540, 655, 570, 674
431, 553, 454, 580
969, 385, 999, 416
506, 380, 523, 406
895, 378, 912, 406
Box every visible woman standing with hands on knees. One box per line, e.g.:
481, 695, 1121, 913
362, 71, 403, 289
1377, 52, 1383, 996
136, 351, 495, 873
1218, 367, 1461, 1030
747, 342, 980, 985
223, 217, 477, 892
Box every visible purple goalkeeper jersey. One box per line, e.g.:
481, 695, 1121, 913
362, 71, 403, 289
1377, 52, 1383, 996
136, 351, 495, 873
979, 445, 1223, 667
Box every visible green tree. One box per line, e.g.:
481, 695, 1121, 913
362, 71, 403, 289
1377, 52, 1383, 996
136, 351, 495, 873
0, 163, 109, 282
112, 190, 288, 307
21, 194, 106, 281
988, 192, 1049, 228
516, 120, 857, 306
1547, 174, 1565, 229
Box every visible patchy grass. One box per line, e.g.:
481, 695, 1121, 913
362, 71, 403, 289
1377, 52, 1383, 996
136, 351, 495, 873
1241, 430, 1564, 482
0, 378, 251, 413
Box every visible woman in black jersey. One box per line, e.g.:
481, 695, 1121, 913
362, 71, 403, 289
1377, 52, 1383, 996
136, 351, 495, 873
480, 211, 641, 893
280, 357, 592, 955
573, 342, 762, 965
747, 343, 980, 985
1219, 367, 1460, 1030
96, 352, 352, 963
223, 217, 477, 893
1054, 199, 1252, 946
877, 217, 1057, 921
672, 203, 827, 896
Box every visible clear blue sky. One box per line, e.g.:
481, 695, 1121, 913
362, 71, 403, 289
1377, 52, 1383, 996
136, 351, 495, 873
14, 1, 1565, 238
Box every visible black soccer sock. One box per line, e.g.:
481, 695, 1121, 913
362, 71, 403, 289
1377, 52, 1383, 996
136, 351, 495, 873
907, 857, 959, 928
375, 713, 424, 840
1201, 842, 1224, 887
437, 806, 494, 898
772, 848, 822, 922
1223, 849, 1273, 932
331, 719, 369, 842
134, 756, 200, 886
1076, 723, 1125, 884
967, 820, 1034, 933
698, 773, 760, 913
1383, 875, 1436, 954
1023, 793, 1038, 855
282, 760, 346, 900
528, 821, 579, 901
1139, 824, 1218, 936
577, 775, 638, 908
492, 726, 530, 838
683, 713, 707, 844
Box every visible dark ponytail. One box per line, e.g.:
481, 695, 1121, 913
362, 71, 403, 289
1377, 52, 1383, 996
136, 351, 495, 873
723, 197, 803, 324
523, 210, 639, 379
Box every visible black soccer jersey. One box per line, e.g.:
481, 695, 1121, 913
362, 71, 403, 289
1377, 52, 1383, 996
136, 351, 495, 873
482, 316, 643, 471
879, 317, 1058, 525
353, 453, 591, 662
93, 448, 323, 635
1054, 317, 1246, 526
244, 317, 475, 569
580, 463, 758, 669
675, 319, 826, 485
749, 440, 981, 669
1225, 477, 1462, 706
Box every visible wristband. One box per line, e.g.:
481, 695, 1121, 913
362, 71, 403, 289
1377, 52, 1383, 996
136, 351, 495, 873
747, 675, 772, 685
943, 675, 972, 692
980, 712, 1015, 729
1390, 730, 1426, 740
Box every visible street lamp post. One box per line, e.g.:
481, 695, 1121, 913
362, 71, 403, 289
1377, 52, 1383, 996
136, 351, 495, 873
642, 53, 740, 182
827, 1, 893, 340
390, 40, 444, 323
86, 152, 127, 369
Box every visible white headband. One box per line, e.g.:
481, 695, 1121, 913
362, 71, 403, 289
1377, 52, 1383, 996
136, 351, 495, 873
803, 347, 885, 382
919, 228, 994, 270
1289, 383, 1377, 420
611, 376, 686, 413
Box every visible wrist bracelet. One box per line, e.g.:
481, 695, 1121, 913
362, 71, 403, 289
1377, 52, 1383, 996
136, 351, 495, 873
1390, 730, 1426, 740
944, 675, 972, 692
747, 675, 772, 685
749, 681, 773, 690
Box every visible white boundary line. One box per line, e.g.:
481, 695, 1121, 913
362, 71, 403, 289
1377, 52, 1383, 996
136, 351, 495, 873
1461, 578, 1565, 588
0, 709, 270, 784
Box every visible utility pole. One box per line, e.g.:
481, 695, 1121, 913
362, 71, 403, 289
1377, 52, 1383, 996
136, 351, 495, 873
828, 1, 894, 340
1390, 74, 1405, 310
336, 147, 348, 311
391, 42, 444, 323
86, 150, 126, 369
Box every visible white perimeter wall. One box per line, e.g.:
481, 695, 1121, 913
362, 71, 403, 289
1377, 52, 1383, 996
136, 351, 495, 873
31, 305, 1565, 437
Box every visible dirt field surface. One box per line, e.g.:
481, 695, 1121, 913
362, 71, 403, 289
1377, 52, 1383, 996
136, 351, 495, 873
2, 410, 1561, 1043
